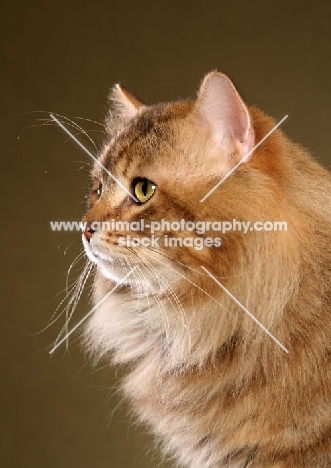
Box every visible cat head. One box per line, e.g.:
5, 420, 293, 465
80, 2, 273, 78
82, 71, 288, 290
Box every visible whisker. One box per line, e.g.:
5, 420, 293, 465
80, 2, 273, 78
20, 111, 106, 153
146, 245, 246, 280
136, 248, 191, 356
68, 116, 107, 129
142, 246, 234, 317
135, 246, 187, 324
19, 110, 106, 130
33, 253, 89, 335
125, 247, 172, 344
52, 260, 95, 351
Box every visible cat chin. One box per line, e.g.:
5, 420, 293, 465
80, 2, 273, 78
98, 262, 132, 283
82, 234, 113, 263
82, 236, 121, 280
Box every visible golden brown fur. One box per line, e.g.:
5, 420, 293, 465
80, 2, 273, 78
82, 71, 331, 467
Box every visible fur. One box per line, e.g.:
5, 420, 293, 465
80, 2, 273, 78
82, 71, 331, 467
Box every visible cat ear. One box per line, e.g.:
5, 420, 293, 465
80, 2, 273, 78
109, 84, 144, 119
193, 71, 254, 160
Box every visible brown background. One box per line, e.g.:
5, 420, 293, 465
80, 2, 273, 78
1, 1, 331, 467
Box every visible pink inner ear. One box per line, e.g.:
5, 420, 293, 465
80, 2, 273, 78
195, 72, 254, 158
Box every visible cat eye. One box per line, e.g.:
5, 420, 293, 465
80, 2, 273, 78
133, 178, 156, 204
91, 181, 102, 199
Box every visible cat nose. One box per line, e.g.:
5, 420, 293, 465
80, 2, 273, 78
83, 221, 97, 242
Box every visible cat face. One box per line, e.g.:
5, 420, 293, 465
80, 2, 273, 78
81, 72, 264, 289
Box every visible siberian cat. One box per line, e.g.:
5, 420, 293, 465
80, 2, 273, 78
82, 71, 331, 467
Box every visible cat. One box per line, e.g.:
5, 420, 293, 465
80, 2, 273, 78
81, 71, 331, 467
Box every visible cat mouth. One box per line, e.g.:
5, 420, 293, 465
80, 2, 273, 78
82, 234, 114, 264
90, 246, 112, 262
82, 233, 176, 287
83, 236, 128, 281
83, 235, 146, 283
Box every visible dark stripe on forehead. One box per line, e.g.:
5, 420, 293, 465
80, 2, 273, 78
104, 100, 193, 170
107, 132, 142, 170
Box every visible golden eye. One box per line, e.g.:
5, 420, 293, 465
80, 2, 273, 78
133, 178, 156, 203
97, 182, 102, 197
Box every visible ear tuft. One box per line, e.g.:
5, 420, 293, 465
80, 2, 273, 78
194, 71, 254, 159
109, 84, 144, 119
